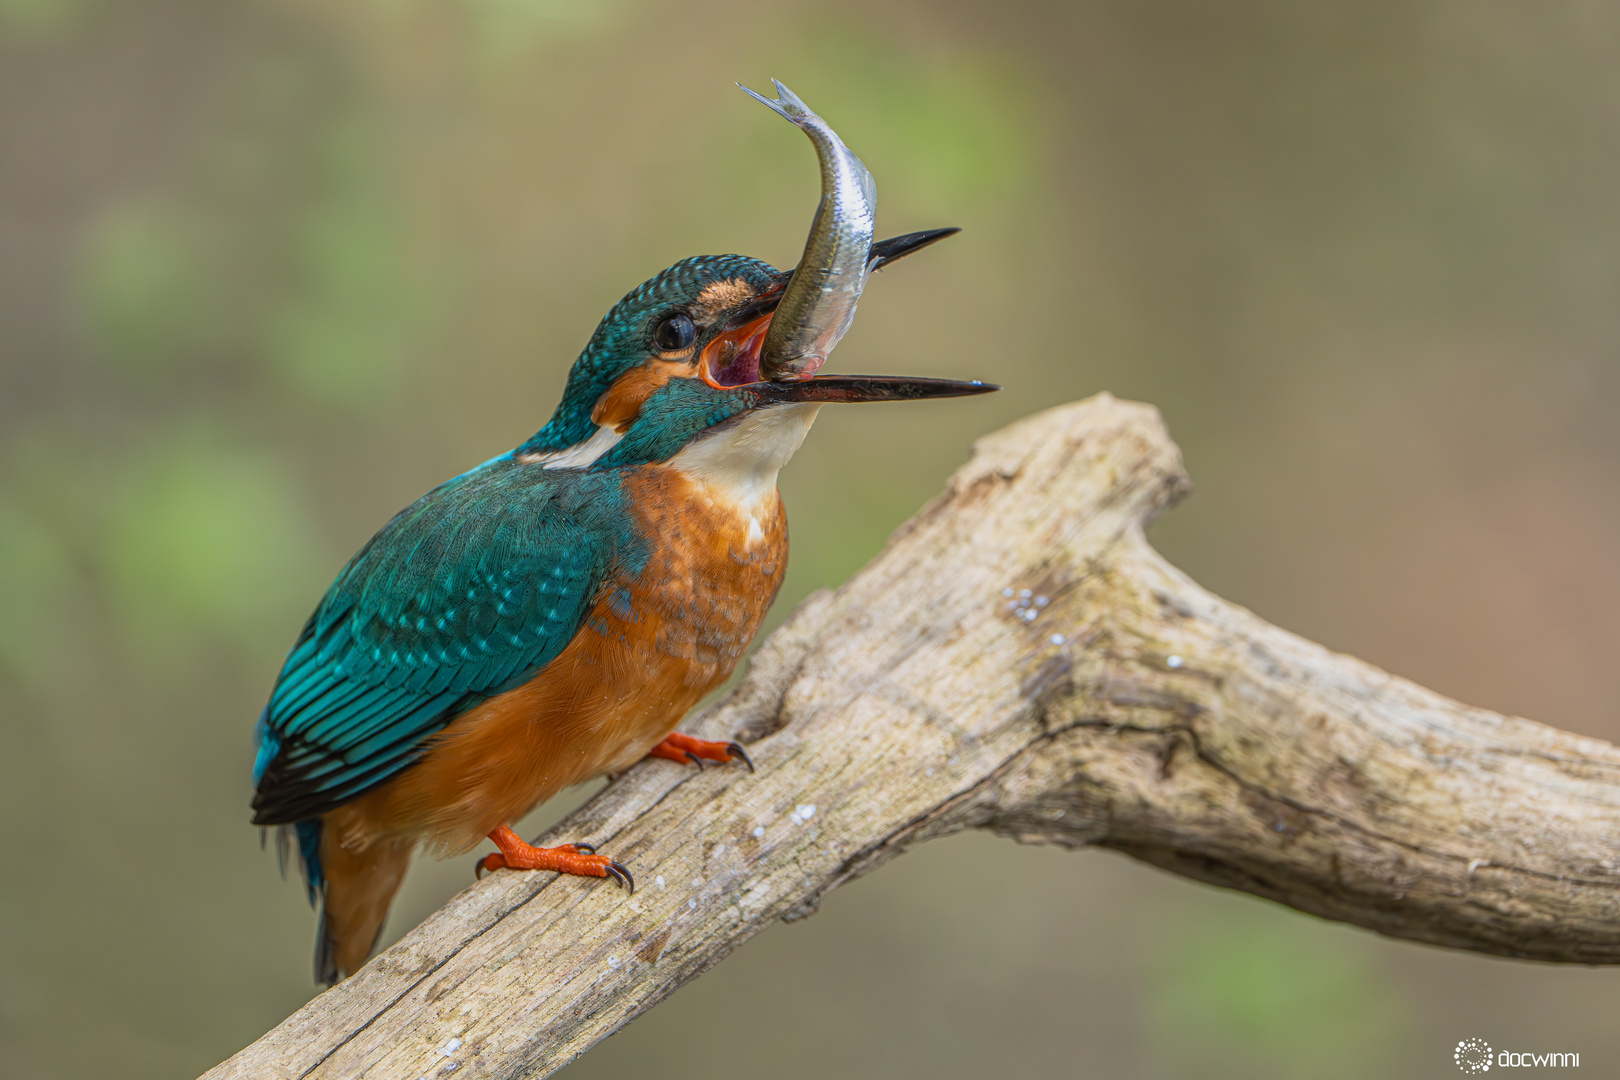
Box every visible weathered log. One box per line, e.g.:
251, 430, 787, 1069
203, 394, 1620, 1080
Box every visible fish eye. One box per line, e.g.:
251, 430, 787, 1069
653, 313, 696, 352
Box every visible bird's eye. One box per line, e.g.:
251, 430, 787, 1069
653, 313, 696, 352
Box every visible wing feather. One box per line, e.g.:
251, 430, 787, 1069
251, 462, 612, 825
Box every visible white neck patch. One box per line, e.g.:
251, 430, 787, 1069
669, 403, 821, 510
519, 425, 623, 470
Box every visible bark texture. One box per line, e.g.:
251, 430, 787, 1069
204, 394, 1620, 1080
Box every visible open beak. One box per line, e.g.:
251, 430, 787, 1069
699, 306, 777, 388
698, 228, 998, 402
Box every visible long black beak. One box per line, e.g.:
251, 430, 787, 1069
868, 227, 960, 272
761, 374, 998, 404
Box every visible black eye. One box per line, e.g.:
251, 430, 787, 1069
653, 313, 696, 352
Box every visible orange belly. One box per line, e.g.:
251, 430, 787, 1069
325, 464, 787, 857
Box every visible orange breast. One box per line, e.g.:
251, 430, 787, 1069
326, 464, 788, 857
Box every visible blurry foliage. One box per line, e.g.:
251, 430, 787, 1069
0, 427, 329, 686
0, 0, 89, 36
774, 28, 1040, 213
79, 201, 223, 374
101, 435, 328, 669
47, 19, 432, 688
0, 489, 78, 688
74, 99, 431, 408
459, 0, 626, 69
267, 112, 430, 408
1147, 903, 1406, 1079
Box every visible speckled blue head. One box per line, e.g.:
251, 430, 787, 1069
517, 255, 781, 457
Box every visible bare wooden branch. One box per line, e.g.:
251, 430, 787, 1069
204, 394, 1620, 1080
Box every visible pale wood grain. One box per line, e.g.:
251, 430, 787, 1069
204, 394, 1620, 1080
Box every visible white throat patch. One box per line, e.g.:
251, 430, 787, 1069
669, 403, 821, 510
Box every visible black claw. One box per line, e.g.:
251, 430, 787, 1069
725, 742, 756, 773
604, 862, 635, 894
684, 750, 705, 770
475, 857, 491, 881
571, 841, 596, 854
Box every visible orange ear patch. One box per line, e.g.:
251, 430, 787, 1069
591, 360, 691, 432
691, 277, 758, 323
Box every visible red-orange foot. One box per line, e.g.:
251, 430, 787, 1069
646, 731, 755, 772
475, 824, 633, 892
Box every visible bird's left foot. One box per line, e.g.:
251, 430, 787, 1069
646, 731, 755, 772
475, 824, 632, 892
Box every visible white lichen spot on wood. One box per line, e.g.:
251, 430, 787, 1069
739, 882, 773, 914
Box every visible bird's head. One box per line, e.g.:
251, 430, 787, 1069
515, 233, 991, 478
516, 82, 993, 483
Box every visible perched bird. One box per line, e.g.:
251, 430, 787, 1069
250, 83, 995, 984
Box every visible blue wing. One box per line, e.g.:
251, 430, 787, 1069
250, 460, 608, 825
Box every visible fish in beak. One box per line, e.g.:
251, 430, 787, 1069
708, 81, 998, 405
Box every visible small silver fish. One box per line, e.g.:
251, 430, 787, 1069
739, 80, 877, 381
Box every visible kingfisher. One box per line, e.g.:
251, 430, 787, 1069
250, 82, 996, 984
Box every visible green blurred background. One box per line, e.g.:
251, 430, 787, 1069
3, 1, 1619, 1077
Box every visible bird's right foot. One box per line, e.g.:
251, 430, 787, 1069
475, 823, 633, 892
646, 731, 755, 772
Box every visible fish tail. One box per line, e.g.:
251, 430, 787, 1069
737, 79, 814, 125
